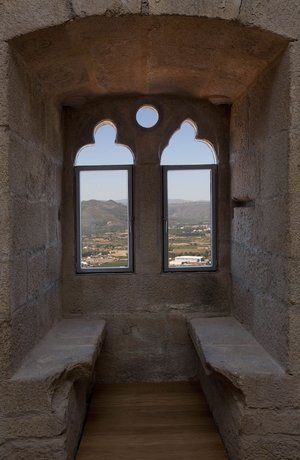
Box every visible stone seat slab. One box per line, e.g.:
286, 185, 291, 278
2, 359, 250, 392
12, 318, 106, 383
188, 316, 284, 391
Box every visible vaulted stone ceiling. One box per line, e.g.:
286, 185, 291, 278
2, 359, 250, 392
11, 15, 288, 106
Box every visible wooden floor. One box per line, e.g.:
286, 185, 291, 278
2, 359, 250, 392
77, 382, 228, 460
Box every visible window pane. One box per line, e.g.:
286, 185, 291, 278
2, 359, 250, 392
166, 169, 213, 269
79, 170, 130, 270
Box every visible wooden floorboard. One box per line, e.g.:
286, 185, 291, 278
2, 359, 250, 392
76, 382, 228, 460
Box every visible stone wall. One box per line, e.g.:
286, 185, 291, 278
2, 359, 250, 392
6, 53, 63, 374
230, 53, 291, 368
0, 1, 299, 458
62, 95, 231, 382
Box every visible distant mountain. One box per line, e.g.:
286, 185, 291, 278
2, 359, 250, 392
168, 201, 210, 224
168, 199, 190, 204
81, 200, 127, 235
81, 199, 210, 235
116, 199, 128, 206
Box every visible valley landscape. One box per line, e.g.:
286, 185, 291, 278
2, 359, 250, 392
80, 199, 212, 269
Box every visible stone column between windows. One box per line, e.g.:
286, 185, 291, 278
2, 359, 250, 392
134, 128, 163, 274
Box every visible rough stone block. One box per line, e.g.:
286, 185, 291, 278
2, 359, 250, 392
0, 321, 11, 380
231, 280, 255, 328
0, 437, 69, 460
36, 285, 61, 337
239, 0, 300, 38
97, 347, 197, 383
27, 251, 47, 300
231, 208, 255, 245
288, 193, 300, 259
251, 295, 289, 369
189, 316, 284, 393
287, 305, 300, 374
25, 201, 48, 252
134, 163, 162, 274
231, 242, 289, 304
248, 50, 290, 147
12, 319, 106, 383
102, 313, 167, 355
0, 262, 10, 319
240, 433, 300, 460
0, 127, 9, 195
72, 0, 141, 17
0, 195, 10, 259
46, 205, 61, 246
8, 56, 46, 145
242, 407, 300, 436
8, 133, 27, 198
11, 198, 48, 256
11, 301, 39, 371
10, 255, 27, 312
259, 132, 289, 200
289, 43, 300, 199
148, 0, 241, 19
0, 41, 9, 125
44, 104, 64, 163
254, 196, 289, 256
46, 247, 62, 285
3, 319, 106, 458
3, 0, 71, 40
230, 96, 248, 164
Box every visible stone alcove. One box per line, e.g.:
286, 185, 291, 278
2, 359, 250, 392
0, 4, 299, 459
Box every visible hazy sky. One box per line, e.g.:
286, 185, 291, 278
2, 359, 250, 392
168, 169, 211, 201
80, 170, 128, 202
77, 109, 216, 201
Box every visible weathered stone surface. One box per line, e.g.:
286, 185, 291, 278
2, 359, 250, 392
148, 0, 241, 19
0, 3, 299, 459
0, 42, 9, 125
1, 319, 106, 459
72, 0, 141, 17
242, 407, 300, 435
12, 319, 106, 383
239, 0, 300, 39
10, 16, 288, 102
189, 317, 284, 391
0, 437, 70, 460
2, 0, 71, 40
240, 434, 300, 460
0, 321, 11, 380
192, 318, 300, 459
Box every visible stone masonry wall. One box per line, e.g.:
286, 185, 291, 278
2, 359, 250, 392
0, 1, 299, 458
6, 53, 63, 373
230, 53, 291, 368
63, 95, 231, 382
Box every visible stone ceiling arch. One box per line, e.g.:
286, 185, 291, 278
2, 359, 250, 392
9, 15, 288, 107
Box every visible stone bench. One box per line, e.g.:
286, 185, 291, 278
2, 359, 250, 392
188, 317, 300, 459
188, 316, 284, 403
4, 319, 106, 460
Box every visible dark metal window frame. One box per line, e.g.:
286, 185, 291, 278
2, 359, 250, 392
162, 164, 217, 272
75, 165, 133, 273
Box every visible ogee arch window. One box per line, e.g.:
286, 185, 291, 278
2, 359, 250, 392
74, 121, 134, 273
161, 120, 217, 271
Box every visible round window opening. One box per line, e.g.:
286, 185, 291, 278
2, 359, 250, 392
136, 105, 159, 128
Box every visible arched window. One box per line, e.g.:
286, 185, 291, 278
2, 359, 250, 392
160, 120, 217, 271
74, 121, 134, 272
